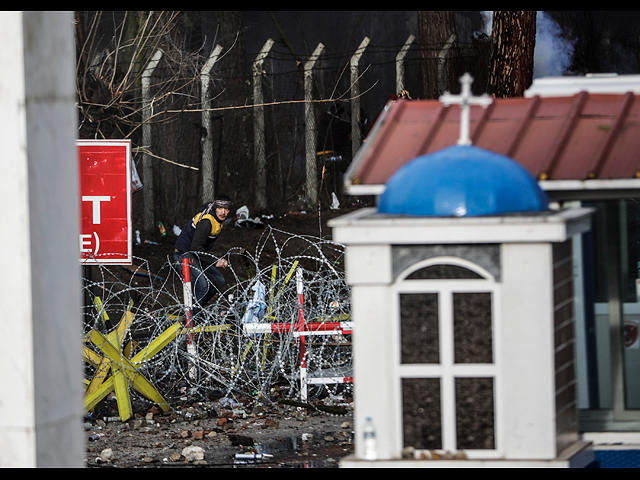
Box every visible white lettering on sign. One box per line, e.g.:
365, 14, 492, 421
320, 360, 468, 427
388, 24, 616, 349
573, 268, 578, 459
82, 196, 111, 224
79, 232, 100, 256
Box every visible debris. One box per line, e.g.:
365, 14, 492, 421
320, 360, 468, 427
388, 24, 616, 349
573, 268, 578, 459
235, 453, 272, 460
236, 205, 250, 224
100, 448, 114, 463
241, 280, 266, 324
279, 399, 349, 416
131, 159, 143, 193
402, 446, 415, 459
181, 445, 205, 462
330, 192, 340, 209
262, 418, 279, 430
235, 205, 264, 229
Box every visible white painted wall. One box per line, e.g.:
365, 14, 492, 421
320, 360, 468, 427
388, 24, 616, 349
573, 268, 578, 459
0, 11, 83, 467
500, 243, 557, 459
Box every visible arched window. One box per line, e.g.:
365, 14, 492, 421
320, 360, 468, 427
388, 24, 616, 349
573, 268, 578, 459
392, 257, 500, 456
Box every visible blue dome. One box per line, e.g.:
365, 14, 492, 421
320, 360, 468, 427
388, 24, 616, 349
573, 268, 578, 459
377, 145, 549, 217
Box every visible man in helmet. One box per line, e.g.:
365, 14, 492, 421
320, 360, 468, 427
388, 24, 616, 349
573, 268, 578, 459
174, 194, 233, 317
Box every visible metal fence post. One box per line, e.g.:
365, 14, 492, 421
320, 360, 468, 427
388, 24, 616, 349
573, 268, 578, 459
396, 35, 415, 94
201, 44, 223, 204
438, 34, 457, 96
253, 39, 274, 211
350, 37, 370, 161
142, 48, 163, 232
304, 42, 325, 209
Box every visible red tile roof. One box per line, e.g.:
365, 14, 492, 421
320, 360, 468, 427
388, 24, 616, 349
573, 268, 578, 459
345, 92, 640, 201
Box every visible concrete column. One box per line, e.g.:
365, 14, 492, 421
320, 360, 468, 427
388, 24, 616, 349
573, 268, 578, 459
0, 11, 83, 467
142, 48, 163, 232
201, 44, 223, 203
304, 42, 325, 209
350, 37, 370, 160
253, 39, 274, 211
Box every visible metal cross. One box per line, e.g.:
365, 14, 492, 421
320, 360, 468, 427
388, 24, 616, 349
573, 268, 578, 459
440, 73, 493, 146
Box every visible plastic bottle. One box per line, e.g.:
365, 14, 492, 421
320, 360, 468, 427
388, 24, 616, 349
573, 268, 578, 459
235, 453, 272, 460
363, 416, 377, 460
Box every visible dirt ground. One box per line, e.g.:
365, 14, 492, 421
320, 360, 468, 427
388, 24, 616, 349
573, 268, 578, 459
84, 397, 354, 468
84, 197, 372, 468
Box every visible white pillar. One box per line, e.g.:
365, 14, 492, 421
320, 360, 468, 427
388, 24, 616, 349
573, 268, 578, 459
201, 44, 223, 203
0, 11, 83, 467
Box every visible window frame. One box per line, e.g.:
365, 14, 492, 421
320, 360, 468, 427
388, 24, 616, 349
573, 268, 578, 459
391, 256, 503, 458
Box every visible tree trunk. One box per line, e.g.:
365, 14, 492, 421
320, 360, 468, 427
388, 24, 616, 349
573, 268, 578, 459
417, 11, 458, 99
488, 11, 537, 98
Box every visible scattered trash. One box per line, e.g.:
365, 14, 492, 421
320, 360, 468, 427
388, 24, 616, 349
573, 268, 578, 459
88, 434, 101, 442
158, 222, 167, 237
144, 240, 159, 245
241, 280, 266, 325
218, 397, 238, 408
173, 225, 182, 236
135, 230, 141, 245
235, 453, 273, 461
131, 159, 143, 193
236, 206, 250, 223
100, 448, 114, 463
235, 205, 264, 229
330, 192, 340, 210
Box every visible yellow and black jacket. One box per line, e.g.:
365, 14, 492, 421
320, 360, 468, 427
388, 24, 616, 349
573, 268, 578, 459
175, 211, 224, 258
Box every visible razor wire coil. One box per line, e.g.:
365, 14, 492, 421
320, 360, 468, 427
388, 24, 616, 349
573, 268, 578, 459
82, 225, 352, 412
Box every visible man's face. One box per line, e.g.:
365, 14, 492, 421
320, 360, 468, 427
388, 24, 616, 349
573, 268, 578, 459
216, 206, 230, 221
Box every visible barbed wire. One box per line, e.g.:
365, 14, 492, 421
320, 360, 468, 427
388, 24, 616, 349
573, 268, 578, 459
82, 225, 352, 415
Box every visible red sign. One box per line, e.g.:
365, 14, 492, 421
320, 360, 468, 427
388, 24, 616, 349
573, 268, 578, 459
78, 140, 132, 264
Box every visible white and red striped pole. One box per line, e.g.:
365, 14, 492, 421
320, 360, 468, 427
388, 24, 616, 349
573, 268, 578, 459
181, 257, 197, 379
296, 269, 308, 402
181, 257, 194, 329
